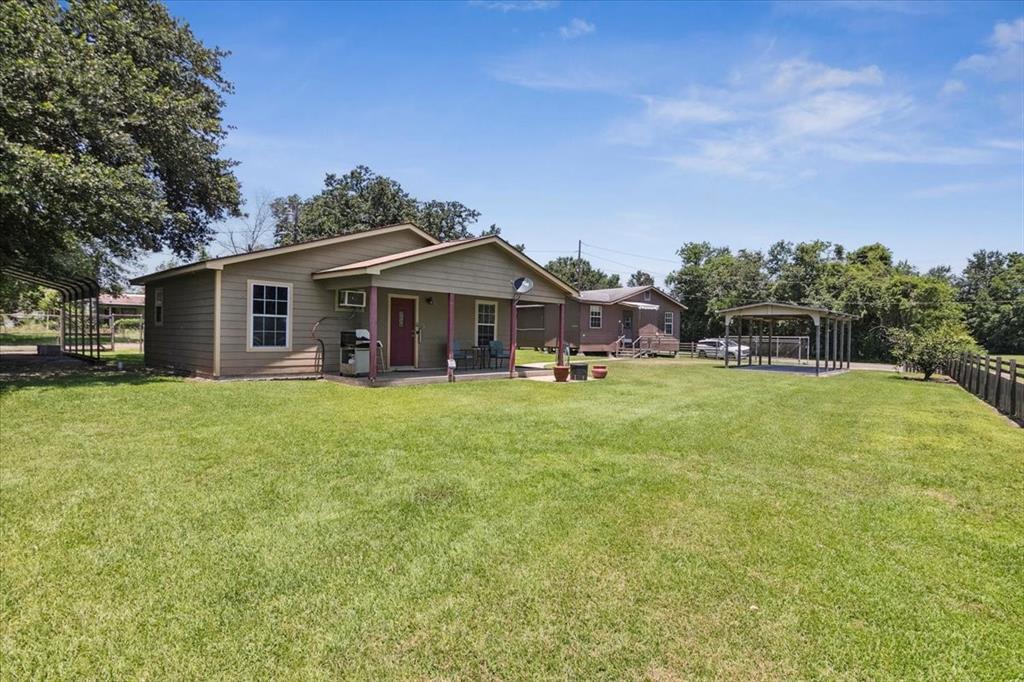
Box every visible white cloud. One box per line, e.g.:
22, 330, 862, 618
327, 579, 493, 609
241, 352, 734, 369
909, 177, 1019, 198
956, 18, 1024, 81
643, 96, 736, 124
469, 0, 558, 11
940, 79, 966, 96
771, 59, 883, 92
559, 18, 595, 40
775, 91, 907, 136
492, 38, 1015, 181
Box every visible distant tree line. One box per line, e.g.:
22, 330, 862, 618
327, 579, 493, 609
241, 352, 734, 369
661, 240, 1022, 360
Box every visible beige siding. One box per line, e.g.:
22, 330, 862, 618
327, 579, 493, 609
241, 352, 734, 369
218, 230, 431, 376
368, 243, 567, 304
144, 271, 215, 373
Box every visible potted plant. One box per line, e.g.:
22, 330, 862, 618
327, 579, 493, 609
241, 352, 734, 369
553, 365, 570, 382
592, 364, 608, 379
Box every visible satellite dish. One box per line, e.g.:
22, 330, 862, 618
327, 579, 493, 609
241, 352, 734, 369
512, 277, 534, 295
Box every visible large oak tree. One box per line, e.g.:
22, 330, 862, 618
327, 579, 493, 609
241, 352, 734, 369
0, 0, 242, 284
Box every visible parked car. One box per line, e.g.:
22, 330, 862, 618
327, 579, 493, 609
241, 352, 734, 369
696, 338, 750, 360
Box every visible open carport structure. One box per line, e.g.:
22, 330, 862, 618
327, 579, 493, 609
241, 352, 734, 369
720, 302, 856, 376
1, 264, 102, 361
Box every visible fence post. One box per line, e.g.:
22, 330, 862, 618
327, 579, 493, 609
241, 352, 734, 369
1011, 359, 1018, 419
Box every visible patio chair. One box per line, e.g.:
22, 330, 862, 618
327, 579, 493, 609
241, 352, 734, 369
451, 340, 474, 369
488, 339, 511, 368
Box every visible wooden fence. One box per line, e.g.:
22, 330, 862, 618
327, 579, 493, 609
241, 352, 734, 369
946, 353, 1022, 422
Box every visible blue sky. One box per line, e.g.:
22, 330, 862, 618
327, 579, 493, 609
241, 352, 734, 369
164, 0, 1023, 283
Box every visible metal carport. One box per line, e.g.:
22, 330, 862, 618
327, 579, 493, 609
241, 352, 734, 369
720, 302, 857, 377
1, 264, 103, 362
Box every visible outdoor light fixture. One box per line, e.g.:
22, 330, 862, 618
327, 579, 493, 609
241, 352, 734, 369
425, 296, 434, 305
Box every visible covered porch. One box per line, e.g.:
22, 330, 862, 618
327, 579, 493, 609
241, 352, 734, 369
311, 236, 576, 385
720, 302, 857, 377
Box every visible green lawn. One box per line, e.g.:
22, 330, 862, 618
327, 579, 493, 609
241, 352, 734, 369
0, 330, 59, 346
1, 362, 1021, 679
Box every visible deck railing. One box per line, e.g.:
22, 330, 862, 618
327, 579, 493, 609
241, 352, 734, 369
946, 353, 1022, 422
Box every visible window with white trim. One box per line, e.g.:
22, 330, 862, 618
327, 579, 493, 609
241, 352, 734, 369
643, 290, 652, 301
664, 311, 674, 335
153, 288, 164, 326
475, 301, 497, 346
250, 282, 291, 349
589, 305, 603, 329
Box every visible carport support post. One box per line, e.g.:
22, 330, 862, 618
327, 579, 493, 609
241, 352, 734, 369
758, 320, 763, 365
368, 286, 379, 384
447, 293, 455, 382
846, 320, 852, 368
508, 297, 517, 379
723, 317, 731, 368
749, 319, 757, 366
814, 320, 821, 376
832, 318, 839, 370
556, 303, 565, 366
767, 319, 774, 366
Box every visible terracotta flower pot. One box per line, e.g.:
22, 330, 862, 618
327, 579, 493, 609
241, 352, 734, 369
553, 365, 570, 382
592, 365, 608, 379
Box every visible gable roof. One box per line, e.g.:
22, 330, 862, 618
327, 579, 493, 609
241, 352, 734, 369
312, 235, 579, 296
130, 223, 438, 285
578, 285, 686, 309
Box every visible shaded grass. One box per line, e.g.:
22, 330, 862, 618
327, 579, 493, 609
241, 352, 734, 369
1, 362, 1021, 679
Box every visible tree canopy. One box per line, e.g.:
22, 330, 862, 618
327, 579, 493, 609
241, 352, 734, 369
271, 166, 484, 245
0, 0, 242, 285
543, 257, 620, 290
627, 270, 655, 287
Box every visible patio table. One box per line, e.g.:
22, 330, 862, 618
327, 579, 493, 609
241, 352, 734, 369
472, 345, 491, 370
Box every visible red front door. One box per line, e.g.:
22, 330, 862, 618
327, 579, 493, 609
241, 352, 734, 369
389, 298, 416, 367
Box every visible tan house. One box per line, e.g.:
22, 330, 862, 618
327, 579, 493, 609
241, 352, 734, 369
131, 224, 576, 380
518, 285, 686, 355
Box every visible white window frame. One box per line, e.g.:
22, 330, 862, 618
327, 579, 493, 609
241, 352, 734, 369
643, 290, 652, 301
475, 300, 498, 347
246, 279, 293, 352
153, 287, 164, 326
589, 305, 603, 329
664, 311, 674, 336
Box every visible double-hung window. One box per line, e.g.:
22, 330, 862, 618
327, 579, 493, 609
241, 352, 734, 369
664, 311, 674, 335
249, 281, 291, 350
475, 301, 497, 346
153, 288, 164, 326
589, 305, 603, 329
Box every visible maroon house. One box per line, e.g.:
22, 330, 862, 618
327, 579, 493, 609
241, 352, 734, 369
518, 285, 686, 356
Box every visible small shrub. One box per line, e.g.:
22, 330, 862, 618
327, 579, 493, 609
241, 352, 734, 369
888, 324, 976, 380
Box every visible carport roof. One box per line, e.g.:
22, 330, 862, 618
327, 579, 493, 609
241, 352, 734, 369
719, 302, 857, 323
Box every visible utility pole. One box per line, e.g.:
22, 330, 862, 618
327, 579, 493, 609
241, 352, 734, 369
576, 239, 582, 289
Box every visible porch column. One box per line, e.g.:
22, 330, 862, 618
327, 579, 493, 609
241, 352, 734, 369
508, 297, 518, 378
814, 319, 821, 376
368, 285, 379, 383
767, 319, 774, 366
447, 293, 455, 382
556, 303, 565, 366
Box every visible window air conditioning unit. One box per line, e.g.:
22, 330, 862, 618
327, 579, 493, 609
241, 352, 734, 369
336, 290, 366, 309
